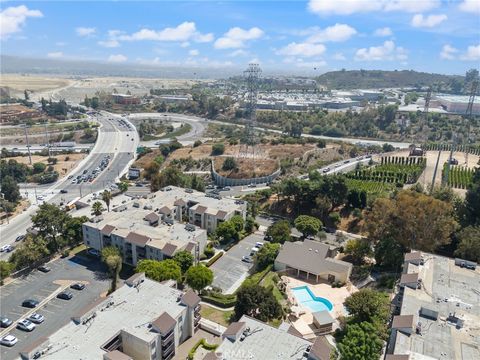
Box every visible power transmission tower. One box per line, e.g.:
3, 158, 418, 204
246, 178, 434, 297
422, 87, 432, 148
464, 80, 478, 166
241, 63, 261, 161
23, 125, 32, 165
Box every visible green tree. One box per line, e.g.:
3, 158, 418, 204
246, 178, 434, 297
190, 174, 205, 192
344, 239, 372, 265
344, 289, 390, 324
234, 284, 282, 322
101, 246, 122, 293
245, 216, 256, 233
211, 143, 225, 155
216, 221, 239, 244
294, 215, 322, 237
91, 201, 104, 216
118, 181, 129, 193
337, 322, 383, 360
222, 157, 237, 171
33, 162, 47, 174
0, 261, 14, 284
230, 215, 244, 232
102, 190, 112, 212
173, 250, 194, 274
462, 168, 480, 226
265, 220, 291, 244
136, 259, 181, 282
1, 176, 20, 203
151, 165, 185, 191
185, 264, 213, 292
255, 243, 280, 271
374, 236, 405, 270
64, 216, 89, 247
9, 236, 51, 270
31, 203, 71, 252
144, 161, 160, 180
454, 226, 480, 262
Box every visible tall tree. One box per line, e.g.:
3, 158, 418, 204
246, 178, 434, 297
91, 201, 104, 216
101, 190, 113, 212
337, 322, 383, 360
454, 226, 480, 262
294, 215, 322, 237
101, 246, 122, 293
31, 203, 71, 252
234, 284, 282, 322
1, 176, 20, 203
136, 259, 181, 282
344, 289, 390, 324
255, 243, 281, 271
173, 250, 194, 274
265, 220, 291, 244
185, 265, 213, 292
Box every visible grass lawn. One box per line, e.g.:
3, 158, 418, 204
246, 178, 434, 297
159, 123, 192, 139
268, 318, 283, 328
261, 271, 284, 302
70, 244, 87, 255
200, 304, 233, 327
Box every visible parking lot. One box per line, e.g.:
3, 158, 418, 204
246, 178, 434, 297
210, 233, 264, 294
0, 254, 110, 360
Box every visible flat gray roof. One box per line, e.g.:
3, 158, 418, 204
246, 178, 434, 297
216, 315, 311, 359
391, 254, 480, 359
42, 278, 186, 359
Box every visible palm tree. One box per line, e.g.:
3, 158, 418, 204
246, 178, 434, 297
91, 201, 104, 216
101, 246, 122, 293
102, 190, 112, 212
118, 181, 129, 193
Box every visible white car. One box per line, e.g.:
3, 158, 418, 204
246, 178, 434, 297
28, 313, 45, 324
36, 195, 44, 201
17, 319, 35, 332
0, 334, 18, 347
0, 245, 13, 253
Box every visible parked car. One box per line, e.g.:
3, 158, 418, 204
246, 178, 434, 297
250, 247, 260, 256
0, 317, 13, 328
60, 189, 68, 194
70, 283, 85, 290
15, 234, 25, 242
17, 319, 35, 332
0, 334, 18, 347
57, 291, 73, 300
242, 256, 254, 263
22, 299, 39, 308
1, 245, 13, 253
255, 242, 264, 248
28, 313, 45, 324
87, 248, 100, 257
37, 265, 51, 273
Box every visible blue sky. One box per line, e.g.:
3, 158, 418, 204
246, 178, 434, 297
1, 0, 479, 75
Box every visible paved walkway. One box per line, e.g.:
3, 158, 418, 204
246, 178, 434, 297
173, 329, 221, 360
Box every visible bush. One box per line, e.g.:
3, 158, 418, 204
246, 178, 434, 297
47, 157, 57, 164
206, 251, 223, 267
211, 143, 225, 155
204, 246, 215, 259
201, 292, 237, 308
187, 339, 219, 360
193, 140, 202, 147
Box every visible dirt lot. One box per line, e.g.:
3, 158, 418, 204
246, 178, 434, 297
214, 156, 278, 178
1, 74, 72, 96
11, 153, 85, 176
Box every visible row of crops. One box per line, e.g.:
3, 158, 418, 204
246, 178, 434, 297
346, 157, 426, 185
345, 178, 397, 196
423, 143, 480, 155
442, 164, 474, 189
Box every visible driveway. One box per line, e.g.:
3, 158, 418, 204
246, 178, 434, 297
0, 254, 110, 360
211, 233, 264, 294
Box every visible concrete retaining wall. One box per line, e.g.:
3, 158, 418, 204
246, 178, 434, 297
211, 160, 281, 187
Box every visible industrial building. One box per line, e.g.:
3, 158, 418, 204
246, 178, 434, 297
387, 251, 480, 359
433, 95, 480, 115
24, 274, 201, 360
112, 94, 141, 105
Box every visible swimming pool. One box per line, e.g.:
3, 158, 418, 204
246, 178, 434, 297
291, 286, 333, 313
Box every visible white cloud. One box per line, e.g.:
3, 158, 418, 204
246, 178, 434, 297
411, 14, 447, 28
76, 27, 96, 37
228, 49, 249, 57
277, 42, 326, 57
98, 39, 120, 48
214, 27, 264, 49
440, 44, 458, 60
118, 22, 212, 43
47, 52, 63, 59
189, 49, 199, 56
136, 57, 233, 68
180, 41, 190, 48
333, 52, 346, 60
108, 54, 127, 63
306, 23, 357, 43
459, 0, 480, 14
55, 42, 67, 47
0, 5, 43, 39
308, 0, 439, 15
355, 40, 407, 61
460, 44, 480, 61
374, 27, 392, 37
284, 57, 327, 68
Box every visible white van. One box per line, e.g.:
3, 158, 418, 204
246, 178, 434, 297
250, 247, 260, 256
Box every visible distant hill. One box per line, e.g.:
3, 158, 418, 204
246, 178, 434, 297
316, 70, 464, 89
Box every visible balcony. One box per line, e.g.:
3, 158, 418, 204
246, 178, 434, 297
194, 305, 201, 314
161, 330, 174, 344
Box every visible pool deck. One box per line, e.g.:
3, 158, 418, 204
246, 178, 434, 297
283, 276, 358, 338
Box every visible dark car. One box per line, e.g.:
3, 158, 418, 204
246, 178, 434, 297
57, 292, 73, 300
0, 317, 13, 328
60, 189, 68, 194
22, 299, 39, 308
37, 265, 51, 273
70, 283, 85, 290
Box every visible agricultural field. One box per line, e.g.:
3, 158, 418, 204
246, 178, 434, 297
345, 178, 397, 196
346, 156, 426, 185
442, 164, 474, 189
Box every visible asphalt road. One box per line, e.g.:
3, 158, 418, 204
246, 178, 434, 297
0, 255, 110, 360
0, 112, 139, 258
210, 233, 264, 294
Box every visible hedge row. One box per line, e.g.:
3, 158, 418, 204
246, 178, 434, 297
200, 293, 237, 308
206, 252, 223, 267
187, 339, 218, 360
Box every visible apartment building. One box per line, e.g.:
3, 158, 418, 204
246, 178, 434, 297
25, 274, 201, 360
386, 251, 480, 360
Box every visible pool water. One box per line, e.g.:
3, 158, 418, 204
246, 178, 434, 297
291, 286, 333, 312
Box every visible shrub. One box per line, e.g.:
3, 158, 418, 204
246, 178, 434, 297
211, 143, 225, 155
193, 140, 202, 147
206, 252, 223, 267
204, 246, 215, 259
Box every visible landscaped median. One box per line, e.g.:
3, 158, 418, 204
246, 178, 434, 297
205, 251, 223, 267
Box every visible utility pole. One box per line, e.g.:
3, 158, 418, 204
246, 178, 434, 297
44, 120, 51, 157
23, 125, 32, 165
464, 80, 478, 166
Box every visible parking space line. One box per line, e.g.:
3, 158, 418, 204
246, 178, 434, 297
42, 309, 55, 314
